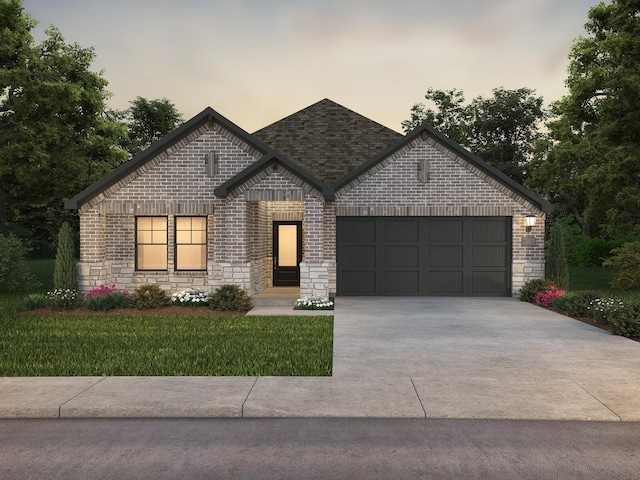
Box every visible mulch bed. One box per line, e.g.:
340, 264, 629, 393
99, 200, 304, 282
553, 309, 640, 342
20, 306, 242, 316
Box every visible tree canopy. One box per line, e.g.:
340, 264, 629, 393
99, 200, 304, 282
0, 0, 127, 233
403, 87, 545, 184
528, 0, 640, 237
119, 96, 183, 157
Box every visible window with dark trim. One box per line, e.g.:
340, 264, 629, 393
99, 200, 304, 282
175, 217, 207, 271
136, 217, 168, 270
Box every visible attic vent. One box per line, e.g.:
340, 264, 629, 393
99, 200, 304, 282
418, 159, 430, 183
205, 151, 219, 177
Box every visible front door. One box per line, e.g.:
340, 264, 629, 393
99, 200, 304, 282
273, 221, 302, 286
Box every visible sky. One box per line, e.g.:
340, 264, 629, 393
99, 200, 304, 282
23, 0, 601, 133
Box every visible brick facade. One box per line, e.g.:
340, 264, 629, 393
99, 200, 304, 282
73, 105, 547, 298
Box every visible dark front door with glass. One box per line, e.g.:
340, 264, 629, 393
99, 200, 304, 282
273, 221, 302, 286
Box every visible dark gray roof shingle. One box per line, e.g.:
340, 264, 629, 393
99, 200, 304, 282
253, 99, 403, 185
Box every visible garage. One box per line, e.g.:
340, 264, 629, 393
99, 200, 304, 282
336, 217, 511, 296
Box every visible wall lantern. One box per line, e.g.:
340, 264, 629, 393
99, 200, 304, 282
525, 214, 537, 232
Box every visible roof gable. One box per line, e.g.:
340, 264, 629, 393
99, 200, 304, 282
253, 99, 402, 184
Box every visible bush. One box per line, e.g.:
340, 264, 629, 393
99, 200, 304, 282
209, 284, 253, 312
295, 296, 334, 310
86, 284, 130, 299
571, 237, 629, 267
171, 288, 211, 306
45, 288, 83, 310
589, 298, 625, 325
561, 291, 601, 317
0, 233, 37, 292
23, 293, 47, 311
607, 301, 640, 338
86, 292, 128, 311
127, 284, 170, 309
534, 286, 566, 307
53, 222, 78, 290
518, 278, 554, 303
603, 241, 640, 290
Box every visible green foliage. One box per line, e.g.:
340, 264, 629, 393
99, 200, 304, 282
22, 292, 45, 310
570, 237, 629, 267
606, 301, 640, 338
528, 0, 640, 236
209, 284, 253, 312
0, 314, 333, 376
518, 278, 554, 303
119, 97, 183, 157
45, 288, 83, 310
603, 241, 640, 290
0, 6, 127, 227
127, 284, 170, 309
560, 291, 601, 317
85, 292, 128, 312
546, 223, 569, 289
0, 233, 36, 292
53, 222, 77, 290
403, 87, 546, 183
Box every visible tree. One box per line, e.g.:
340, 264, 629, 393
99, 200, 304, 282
53, 221, 77, 290
120, 97, 183, 157
528, 0, 640, 237
0, 0, 127, 234
403, 87, 546, 184
546, 222, 569, 290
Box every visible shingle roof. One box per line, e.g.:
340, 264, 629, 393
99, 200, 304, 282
253, 99, 403, 185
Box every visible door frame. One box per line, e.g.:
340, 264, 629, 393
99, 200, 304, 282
273, 221, 302, 286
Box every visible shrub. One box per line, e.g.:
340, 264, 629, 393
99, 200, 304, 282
0, 233, 37, 292
534, 286, 567, 307
607, 301, 640, 338
86, 292, 128, 311
588, 298, 625, 325
209, 284, 253, 312
171, 288, 211, 306
561, 291, 601, 317
45, 288, 83, 310
546, 223, 569, 290
295, 296, 334, 310
518, 278, 554, 303
571, 237, 629, 267
23, 293, 47, 311
53, 222, 78, 290
128, 284, 170, 309
603, 241, 640, 290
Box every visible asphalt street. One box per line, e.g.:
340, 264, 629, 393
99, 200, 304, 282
1, 418, 639, 479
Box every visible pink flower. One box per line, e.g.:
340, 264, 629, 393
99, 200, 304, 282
534, 286, 567, 307
86, 284, 130, 299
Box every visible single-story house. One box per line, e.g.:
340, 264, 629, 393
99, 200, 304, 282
65, 99, 552, 297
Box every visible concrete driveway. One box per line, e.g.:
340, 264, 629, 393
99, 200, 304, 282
333, 297, 640, 420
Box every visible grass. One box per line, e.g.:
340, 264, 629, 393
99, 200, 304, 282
568, 266, 640, 301
0, 259, 333, 377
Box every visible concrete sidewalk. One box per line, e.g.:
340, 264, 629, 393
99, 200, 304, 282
1, 297, 640, 421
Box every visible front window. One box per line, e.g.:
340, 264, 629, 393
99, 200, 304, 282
136, 217, 168, 270
175, 217, 207, 270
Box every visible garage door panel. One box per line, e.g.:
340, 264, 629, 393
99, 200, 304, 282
342, 220, 376, 242
472, 219, 507, 242
429, 271, 463, 294
341, 271, 376, 295
385, 246, 419, 267
385, 220, 419, 242
429, 220, 463, 242
342, 246, 376, 267
472, 246, 507, 267
429, 246, 463, 267
473, 272, 508, 294
385, 271, 419, 294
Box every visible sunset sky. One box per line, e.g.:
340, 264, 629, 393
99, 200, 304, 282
23, 0, 600, 133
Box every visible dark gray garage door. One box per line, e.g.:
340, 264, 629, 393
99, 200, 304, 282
336, 217, 511, 296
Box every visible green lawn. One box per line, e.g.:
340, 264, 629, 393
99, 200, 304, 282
0, 259, 333, 377
569, 266, 640, 301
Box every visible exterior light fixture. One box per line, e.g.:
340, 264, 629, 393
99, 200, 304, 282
525, 214, 537, 232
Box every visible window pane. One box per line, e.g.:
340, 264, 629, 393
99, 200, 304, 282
176, 217, 191, 231
176, 230, 192, 244
191, 217, 206, 231
137, 217, 152, 230
278, 224, 298, 267
192, 230, 207, 244
153, 217, 167, 230
152, 230, 167, 244
176, 245, 206, 270
138, 245, 167, 270
138, 231, 152, 244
